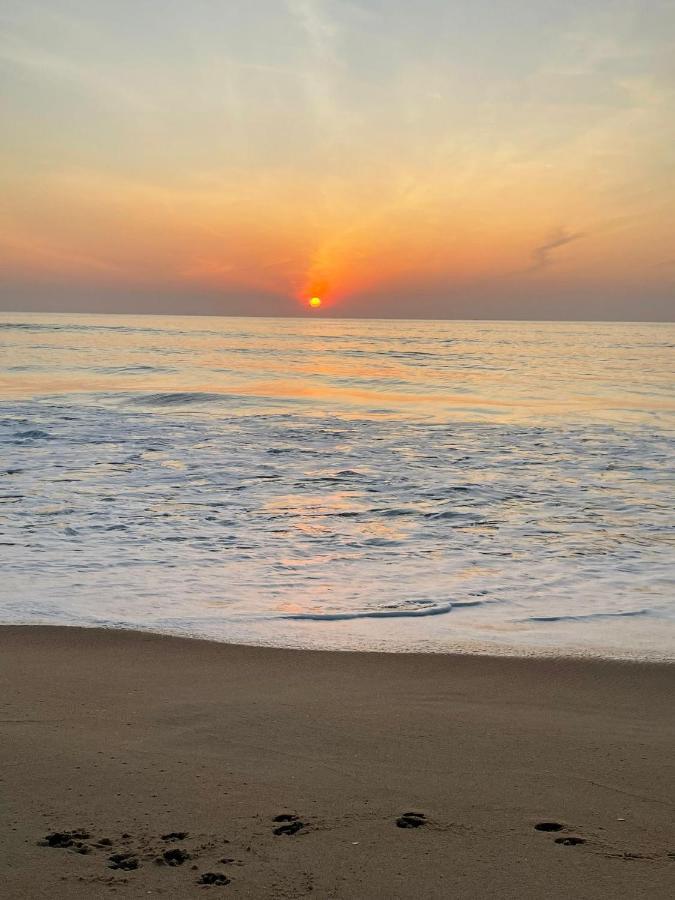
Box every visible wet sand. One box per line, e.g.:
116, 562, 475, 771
1, 625, 673, 898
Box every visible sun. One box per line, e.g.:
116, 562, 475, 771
309, 297, 322, 308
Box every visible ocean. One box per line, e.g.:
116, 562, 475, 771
1, 312, 673, 659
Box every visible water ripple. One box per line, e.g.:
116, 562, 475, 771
0, 313, 673, 659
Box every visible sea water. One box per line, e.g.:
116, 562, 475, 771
1, 312, 673, 659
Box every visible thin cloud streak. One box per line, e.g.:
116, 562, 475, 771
0, 35, 152, 112
527, 228, 585, 272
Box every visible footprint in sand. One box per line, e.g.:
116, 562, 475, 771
108, 852, 139, 870
274, 821, 306, 836
40, 830, 93, 854
272, 815, 308, 836
41, 830, 91, 848
534, 822, 563, 832
157, 847, 191, 866
533, 822, 587, 846
396, 812, 427, 829
198, 872, 231, 885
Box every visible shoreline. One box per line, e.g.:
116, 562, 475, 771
1, 624, 674, 897
3, 619, 674, 664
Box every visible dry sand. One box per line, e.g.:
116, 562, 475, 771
1, 625, 673, 898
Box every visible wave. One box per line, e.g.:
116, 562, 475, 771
304, 469, 369, 484
96, 365, 176, 375
525, 609, 652, 623
275, 599, 484, 621
126, 392, 231, 406
0, 322, 161, 335
423, 510, 481, 521
13, 429, 50, 439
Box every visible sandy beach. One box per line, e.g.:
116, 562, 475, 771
1, 625, 673, 898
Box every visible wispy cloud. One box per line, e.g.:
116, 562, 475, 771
285, 0, 345, 129
0, 35, 152, 111
287, 0, 339, 62
0, 230, 123, 276
528, 227, 584, 272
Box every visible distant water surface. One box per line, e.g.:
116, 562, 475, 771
1, 312, 673, 659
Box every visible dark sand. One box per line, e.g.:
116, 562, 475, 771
1, 626, 673, 898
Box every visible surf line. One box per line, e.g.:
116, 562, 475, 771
275, 600, 484, 622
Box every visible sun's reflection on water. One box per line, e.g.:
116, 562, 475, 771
1, 313, 673, 658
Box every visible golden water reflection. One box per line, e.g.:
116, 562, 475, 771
2, 312, 674, 426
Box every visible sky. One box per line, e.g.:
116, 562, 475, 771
1, 0, 674, 320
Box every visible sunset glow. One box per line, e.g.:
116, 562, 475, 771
309, 297, 322, 309
0, 1, 673, 320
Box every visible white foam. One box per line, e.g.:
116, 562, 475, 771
0, 313, 673, 659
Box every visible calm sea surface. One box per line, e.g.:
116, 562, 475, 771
1, 312, 673, 658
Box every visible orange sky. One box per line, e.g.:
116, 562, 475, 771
1, 1, 674, 319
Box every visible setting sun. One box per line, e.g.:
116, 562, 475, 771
309, 297, 322, 308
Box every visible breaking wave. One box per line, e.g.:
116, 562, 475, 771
275, 600, 488, 621
1, 312, 673, 658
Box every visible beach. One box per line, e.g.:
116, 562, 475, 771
1, 625, 673, 898
3, 2, 674, 897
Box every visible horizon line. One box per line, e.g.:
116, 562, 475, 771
1, 308, 673, 325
